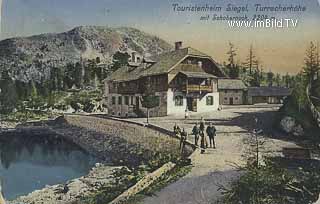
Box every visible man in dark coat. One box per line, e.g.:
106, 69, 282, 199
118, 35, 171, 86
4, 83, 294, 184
192, 122, 200, 146
206, 122, 217, 148
199, 117, 205, 132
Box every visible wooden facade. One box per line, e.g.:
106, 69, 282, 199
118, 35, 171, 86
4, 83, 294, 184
105, 46, 225, 117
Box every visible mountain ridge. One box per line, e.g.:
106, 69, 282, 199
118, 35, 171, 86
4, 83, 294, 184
0, 25, 173, 82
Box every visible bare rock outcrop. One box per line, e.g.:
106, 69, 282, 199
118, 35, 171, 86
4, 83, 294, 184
0, 26, 172, 83
280, 116, 304, 137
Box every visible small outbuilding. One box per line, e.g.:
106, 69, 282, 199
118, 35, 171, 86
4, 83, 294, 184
247, 86, 291, 104
218, 79, 247, 105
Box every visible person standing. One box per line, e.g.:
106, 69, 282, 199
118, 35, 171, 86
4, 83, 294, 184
199, 117, 208, 148
180, 128, 188, 155
185, 108, 189, 119
192, 122, 200, 146
173, 123, 178, 133
173, 123, 181, 136
200, 131, 206, 154
206, 122, 217, 148
199, 117, 205, 132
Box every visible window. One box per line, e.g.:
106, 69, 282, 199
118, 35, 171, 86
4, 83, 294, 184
131, 96, 134, 105
224, 90, 227, 93
175, 96, 183, 106
112, 96, 116, 105
206, 96, 214, 105
224, 97, 228, 100
118, 96, 122, 105
235, 97, 239, 100
125, 96, 129, 105
235, 90, 239, 93
177, 77, 182, 85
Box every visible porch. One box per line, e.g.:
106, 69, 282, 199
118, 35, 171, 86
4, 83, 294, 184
178, 71, 217, 94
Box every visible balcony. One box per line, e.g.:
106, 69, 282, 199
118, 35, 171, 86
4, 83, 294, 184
181, 84, 213, 93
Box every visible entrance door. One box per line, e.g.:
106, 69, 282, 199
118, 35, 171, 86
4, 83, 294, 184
135, 96, 140, 110
229, 97, 234, 105
187, 98, 192, 111
192, 98, 197, 112
187, 98, 197, 112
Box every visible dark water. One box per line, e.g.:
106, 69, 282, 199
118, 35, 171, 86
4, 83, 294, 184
0, 132, 99, 200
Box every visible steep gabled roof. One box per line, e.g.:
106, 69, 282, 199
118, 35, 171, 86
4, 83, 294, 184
105, 65, 141, 82
218, 79, 247, 90
180, 71, 217, 79
107, 47, 225, 82
248, 87, 292, 97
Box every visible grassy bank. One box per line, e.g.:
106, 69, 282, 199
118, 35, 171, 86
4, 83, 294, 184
219, 157, 320, 204
82, 162, 192, 204
125, 164, 192, 204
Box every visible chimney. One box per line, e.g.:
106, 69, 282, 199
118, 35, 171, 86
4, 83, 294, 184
131, 52, 136, 63
175, 41, 183, 50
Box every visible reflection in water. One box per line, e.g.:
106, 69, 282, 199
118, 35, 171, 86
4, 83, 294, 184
0, 132, 99, 200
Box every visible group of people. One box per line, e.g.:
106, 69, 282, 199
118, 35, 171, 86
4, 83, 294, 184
174, 117, 217, 154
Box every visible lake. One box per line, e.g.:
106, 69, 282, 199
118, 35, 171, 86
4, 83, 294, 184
0, 131, 99, 200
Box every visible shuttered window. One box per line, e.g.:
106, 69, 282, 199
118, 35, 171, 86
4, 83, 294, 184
175, 96, 183, 106
206, 96, 214, 105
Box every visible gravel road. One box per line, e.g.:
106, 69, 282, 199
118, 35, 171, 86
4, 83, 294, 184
130, 105, 300, 204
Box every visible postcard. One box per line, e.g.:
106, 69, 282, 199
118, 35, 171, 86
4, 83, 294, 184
0, 0, 319, 204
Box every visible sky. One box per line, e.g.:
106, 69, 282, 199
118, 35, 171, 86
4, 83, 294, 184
1, 0, 320, 74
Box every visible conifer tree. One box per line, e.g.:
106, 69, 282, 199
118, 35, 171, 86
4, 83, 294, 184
227, 42, 240, 79
0, 70, 18, 114
267, 70, 274, 87
303, 41, 320, 85
243, 45, 259, 75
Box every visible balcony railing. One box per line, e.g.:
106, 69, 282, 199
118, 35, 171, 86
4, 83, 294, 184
181, 84, 213, 92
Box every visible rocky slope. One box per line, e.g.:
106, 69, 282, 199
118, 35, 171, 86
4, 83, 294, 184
0, 26, 172, 82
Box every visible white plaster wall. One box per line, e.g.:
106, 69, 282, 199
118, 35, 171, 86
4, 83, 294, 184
220, 90, 244, 105
197, 92, 219, 113
102, 81, 110, 108
167, 89, 219, 115
104, 81, 109, 96
167, 89, 187, 115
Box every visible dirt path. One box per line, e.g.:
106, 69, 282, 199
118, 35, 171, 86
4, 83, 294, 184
129, 106, 300, 204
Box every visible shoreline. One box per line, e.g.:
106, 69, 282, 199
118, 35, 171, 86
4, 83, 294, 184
2, 115, 193, 204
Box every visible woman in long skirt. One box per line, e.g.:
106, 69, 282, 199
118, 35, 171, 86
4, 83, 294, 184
200, 131, 206, 154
